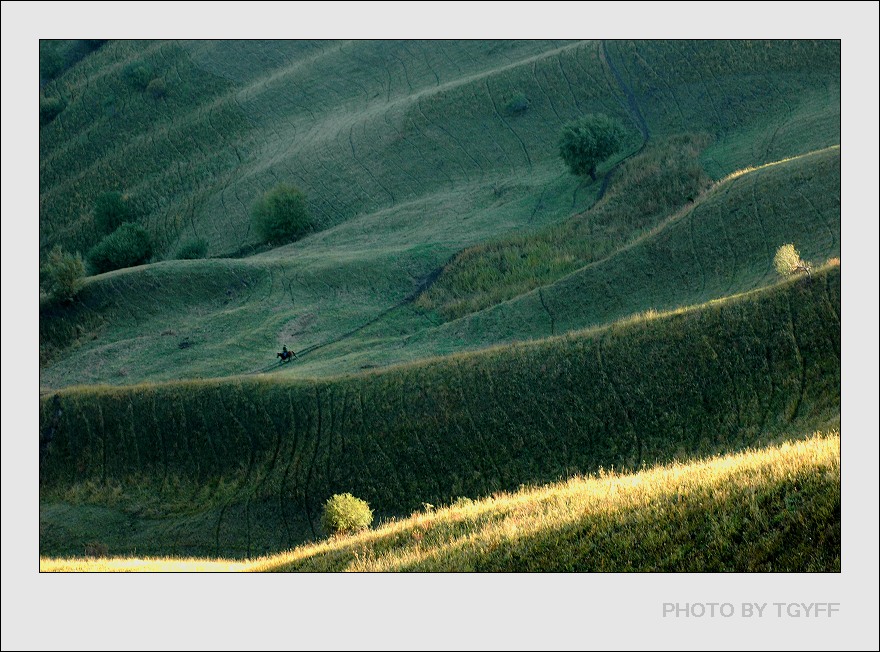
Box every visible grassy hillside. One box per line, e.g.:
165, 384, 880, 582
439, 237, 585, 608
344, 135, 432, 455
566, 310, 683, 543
38, 144, 839, 387
40, 266, 839, 558
41, 431, 840, 571
38, 39, 841, 568
38, 39, 840, 390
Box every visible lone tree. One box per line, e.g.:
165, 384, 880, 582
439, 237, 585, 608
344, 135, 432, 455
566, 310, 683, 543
774, 243, 811, 279
251, 183, 312, 245
40, 246, 85, 303
321, 493, 373, 537
558, 114, 626, 181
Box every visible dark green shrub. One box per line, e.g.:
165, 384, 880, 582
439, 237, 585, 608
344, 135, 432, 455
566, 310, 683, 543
146, 77, 166, 99
559, 114, 626, 180
321, 493, 373, 536
87, 223, 153, 274
40, 246, 85, 302
93, 191, 139, 235
251, 183, 312, 245
175, 237, 208, 260
505, 92, 530, 115
123, 62, 154, 91
40, 96, 67, 127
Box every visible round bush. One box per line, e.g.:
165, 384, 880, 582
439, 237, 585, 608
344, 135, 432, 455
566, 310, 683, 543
321, 493, 373, 536
146, 77, 166, 99
175, 237, 208, 260
40, 246, 85, 303
251, 184, 311, 245
774, 243, 804, 277
93, 191, 140, 235
87, 223, 153, 274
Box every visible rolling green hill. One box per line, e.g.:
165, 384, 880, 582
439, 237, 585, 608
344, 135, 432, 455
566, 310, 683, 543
40, 266, 839, 558
41, 431, 840, 572
38, 39, 840, 567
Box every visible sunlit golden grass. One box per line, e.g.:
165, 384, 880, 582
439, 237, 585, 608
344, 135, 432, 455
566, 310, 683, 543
42, 431, 839, 572
716, 144, 840, 184
39, 556, 250, 572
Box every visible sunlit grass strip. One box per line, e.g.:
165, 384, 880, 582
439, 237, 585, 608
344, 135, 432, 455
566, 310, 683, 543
39, 557, 249, 572
42, 432, 839, 572
260, 431, 839, 572
717, 144, 840, 184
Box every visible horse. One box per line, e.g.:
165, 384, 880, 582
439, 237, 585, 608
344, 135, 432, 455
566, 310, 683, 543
277, 349, 297, 363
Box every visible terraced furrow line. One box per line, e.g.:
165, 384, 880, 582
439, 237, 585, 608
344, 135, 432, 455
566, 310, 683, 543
193, 392, 223, 490
532, 60, 565, 126
453, 362, 506, 487
357, 391, 406, 501
414, 41, 441, 87
345, 45, 390, 104
538, 288, 556, 336
277, 397, 301, 547
822, 274, 841, 327
570, 40, 615, 100
688, 210, 708, 295
125, 399, 142, 473
485, 78, 532, 171
412, 100, 468, 187
796, 187, 838, 252
302, 387, 324, 537
785, 292, 808, 424
705, 335, 743, 434
746, 175, 776, 282
711, 198, 739, 296
324, 390, 337, 489
596, 332, 642, 465
602, 41, 650, 142
213, 389, 259, 550
348, 125, 397, 206
628, 43, 687, 128
334, 43, 374, 110
249, 401, 284, 506
435, 41, 464, 77
319, 128, 373, 210
389, 46, 415, 94
418, 97, 485, 182
556, 53, 582, 111
399, 379, 445, 500
683, 41, 735, 127
391, 105, 459, 187
151, 394, 169, 483
654, 44, 702, 120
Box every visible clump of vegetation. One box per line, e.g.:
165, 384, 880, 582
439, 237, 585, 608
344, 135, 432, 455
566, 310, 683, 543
175, 237, 209, 260
146, 77, 167, 99
40, 246, 85, 303
505, 92, 530, 115
40, 96, 67, 127
93, 191, 140, 235
320, 493, 373, 536
123, 62, 154, 91
774, 243, 811, 278
251, 183, 312, 245
87, 223, 153, 274
559, 114, 626, 180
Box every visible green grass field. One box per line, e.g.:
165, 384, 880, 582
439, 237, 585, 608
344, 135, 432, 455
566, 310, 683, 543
41, 431, 839, 571
38, 39, 840, 569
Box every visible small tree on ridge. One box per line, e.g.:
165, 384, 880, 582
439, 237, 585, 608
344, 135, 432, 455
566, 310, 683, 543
559, 114, 626, 181
774, 243, 811, 279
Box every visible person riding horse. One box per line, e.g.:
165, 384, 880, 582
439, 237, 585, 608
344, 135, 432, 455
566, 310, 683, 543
277, 345, 297, 363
